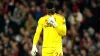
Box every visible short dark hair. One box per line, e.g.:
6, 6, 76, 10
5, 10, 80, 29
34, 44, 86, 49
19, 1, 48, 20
46, 1, 55, 10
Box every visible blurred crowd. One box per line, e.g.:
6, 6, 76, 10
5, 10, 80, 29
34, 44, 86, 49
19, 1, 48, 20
0, 0, 100, 56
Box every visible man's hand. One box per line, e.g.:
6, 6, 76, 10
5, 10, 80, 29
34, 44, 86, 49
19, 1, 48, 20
48, 16, 58, 27
31, 45, 38, 56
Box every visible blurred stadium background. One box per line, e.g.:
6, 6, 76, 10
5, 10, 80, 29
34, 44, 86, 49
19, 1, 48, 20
0, 0, 100, 56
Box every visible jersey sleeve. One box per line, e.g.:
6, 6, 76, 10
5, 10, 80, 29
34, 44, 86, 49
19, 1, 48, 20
33, 18, 43, 45
55, 16, 67, 36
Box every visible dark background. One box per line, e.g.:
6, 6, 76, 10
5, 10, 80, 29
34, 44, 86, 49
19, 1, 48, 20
0, 0, 100, 56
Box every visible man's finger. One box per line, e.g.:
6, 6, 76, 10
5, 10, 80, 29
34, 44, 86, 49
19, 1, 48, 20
36, 49, 38, 52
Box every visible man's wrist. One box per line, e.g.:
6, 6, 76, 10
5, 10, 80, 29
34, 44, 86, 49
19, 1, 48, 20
33, 45, 36, 46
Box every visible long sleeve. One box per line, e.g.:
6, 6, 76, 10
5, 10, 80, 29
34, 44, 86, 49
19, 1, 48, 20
33, 18, 43, 45
55, 17, 67, 36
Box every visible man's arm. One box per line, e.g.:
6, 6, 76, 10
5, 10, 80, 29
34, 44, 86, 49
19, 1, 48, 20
55, 18, 66, 36
48, 16, 66, 36
33, 19, 43, 45
31, 18, 43, 56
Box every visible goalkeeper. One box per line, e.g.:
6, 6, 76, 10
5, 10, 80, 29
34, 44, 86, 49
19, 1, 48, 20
31, 1, 66, 56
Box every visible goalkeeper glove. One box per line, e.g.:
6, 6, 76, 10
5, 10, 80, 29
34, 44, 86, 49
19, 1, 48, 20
48, 16, 58, 27
31, 45, 38, 56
